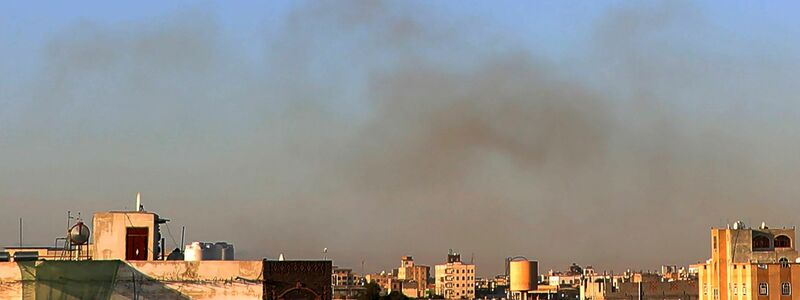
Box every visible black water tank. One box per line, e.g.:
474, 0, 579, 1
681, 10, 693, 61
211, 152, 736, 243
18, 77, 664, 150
13, 251, 39, 262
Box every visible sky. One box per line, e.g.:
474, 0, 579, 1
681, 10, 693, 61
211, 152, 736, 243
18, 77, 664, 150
2, 1, 800, 276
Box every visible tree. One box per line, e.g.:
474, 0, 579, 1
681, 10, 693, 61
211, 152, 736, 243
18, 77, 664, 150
358, 281, 381, 300
382, 291, 409, 300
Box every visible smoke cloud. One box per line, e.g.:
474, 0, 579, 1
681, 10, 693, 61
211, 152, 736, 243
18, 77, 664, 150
2, 1, 800, 275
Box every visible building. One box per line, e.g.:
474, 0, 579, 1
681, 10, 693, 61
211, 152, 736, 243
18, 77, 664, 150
92, 210, 168, 261
435, 250, 476, 299
333, 266, 355, 287
1, 201, 331, 299
333, 266, 365, 300
698, 221, 800, 300
397, 255, 430, 298
366, 271, 399, 294
581, 271, 698, 300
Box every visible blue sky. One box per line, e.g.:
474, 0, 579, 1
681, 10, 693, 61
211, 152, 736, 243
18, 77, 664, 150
3, 1, 800, 101
1, 1, 794, 68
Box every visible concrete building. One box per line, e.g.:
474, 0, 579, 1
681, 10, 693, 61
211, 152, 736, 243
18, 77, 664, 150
92, 210, 168, 261
366, 271, 399, 294
396, 255, 430, 298
1, 203, 331, 300
333, 266, 355, 287
435, 251, 476, 299
698, 221, 800, 300
581, 271, 698, 300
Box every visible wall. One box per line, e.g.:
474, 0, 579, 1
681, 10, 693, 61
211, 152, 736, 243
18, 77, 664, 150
119, 260, 263, 300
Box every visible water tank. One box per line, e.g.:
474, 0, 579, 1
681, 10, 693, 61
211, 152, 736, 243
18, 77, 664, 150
215, 242, 235, 260
510, 260, 538, 291
184, 242, 203, 261
166, 248, 184, 260
200, 243, 219, 260
13, 251, 39, 262
68, 221, 91, 245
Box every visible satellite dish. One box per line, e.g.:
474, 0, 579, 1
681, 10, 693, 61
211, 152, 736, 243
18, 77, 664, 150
68, 221, 90, 245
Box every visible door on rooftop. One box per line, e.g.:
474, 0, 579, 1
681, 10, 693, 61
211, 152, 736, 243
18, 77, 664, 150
126, 227, 148, 260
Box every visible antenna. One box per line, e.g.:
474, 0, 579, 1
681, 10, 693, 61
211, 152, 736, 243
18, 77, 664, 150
180, 226, 186, 248
19, 218, 23, 247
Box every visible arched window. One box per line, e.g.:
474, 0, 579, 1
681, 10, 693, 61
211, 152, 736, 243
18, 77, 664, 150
753, 235, 771, 250
775, 235, 792, 248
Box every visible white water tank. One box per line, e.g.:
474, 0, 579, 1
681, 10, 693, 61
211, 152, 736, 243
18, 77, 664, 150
184, 242, 203, 261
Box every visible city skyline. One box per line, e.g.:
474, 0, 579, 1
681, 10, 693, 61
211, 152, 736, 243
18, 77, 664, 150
4, 1, 800, 277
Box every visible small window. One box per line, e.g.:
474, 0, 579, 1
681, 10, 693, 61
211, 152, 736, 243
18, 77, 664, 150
783, 282, 791, 296
733, 284, 738, 295
743, 285, 747, 295
759, 283, 769, 296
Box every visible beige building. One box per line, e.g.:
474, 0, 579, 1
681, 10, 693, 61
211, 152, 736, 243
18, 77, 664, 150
435, 251, 476, 299
366, 271, 400, 294
397, 255, 430, 297
698, 221, 800, 300
92, 210, 167, 261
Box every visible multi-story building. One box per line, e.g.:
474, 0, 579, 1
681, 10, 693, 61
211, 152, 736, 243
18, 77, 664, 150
698, 221, 800, 300
435, 251, 476, 299
333, 266, 355, 287
397, 255, 430, 298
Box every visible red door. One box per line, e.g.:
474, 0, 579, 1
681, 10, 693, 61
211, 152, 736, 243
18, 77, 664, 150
126, 227, 148, 260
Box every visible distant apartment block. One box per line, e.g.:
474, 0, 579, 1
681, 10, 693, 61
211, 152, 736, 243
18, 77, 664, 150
435, 250, 476, 299
397, 255, 431, 298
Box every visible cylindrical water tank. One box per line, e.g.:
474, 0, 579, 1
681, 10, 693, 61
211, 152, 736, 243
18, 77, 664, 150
68, 222, 91, 245
184, 242, 203, 261
510, 260, 538, 291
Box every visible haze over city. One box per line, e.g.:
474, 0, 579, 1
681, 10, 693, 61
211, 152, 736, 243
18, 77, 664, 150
3, 0, 800, 277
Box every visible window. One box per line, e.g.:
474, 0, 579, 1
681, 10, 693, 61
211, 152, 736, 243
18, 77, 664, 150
743, 285, 747, 295
759, 283, 768, 296
776, 235, 792, 248
780, 257, 790, 268
753, 235, 771, 250
783, 283, 791, 296
733, 284, 738, 295
713, 236, 717, 249
703, 285, 707, 295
